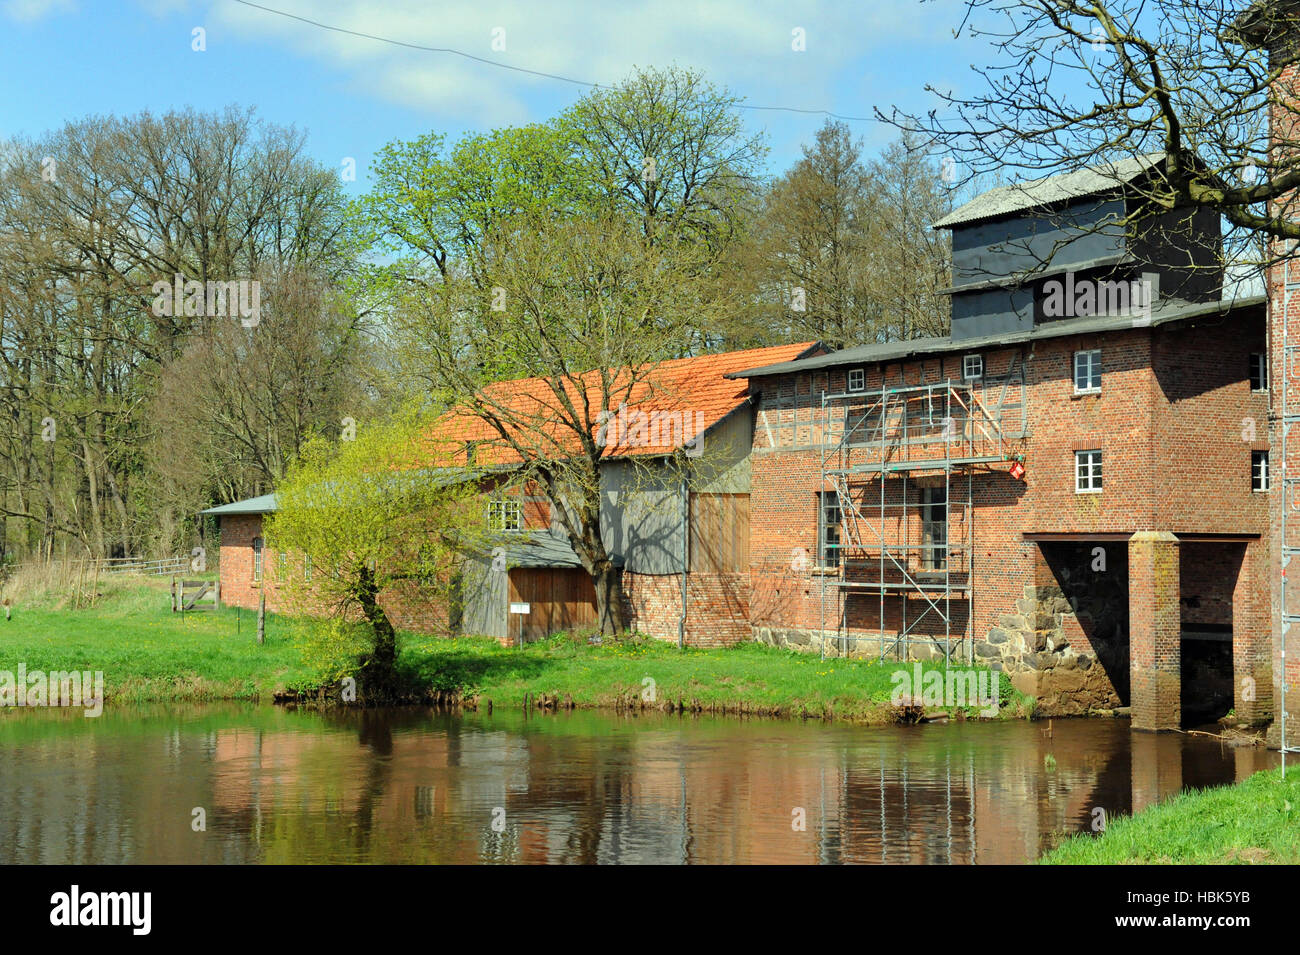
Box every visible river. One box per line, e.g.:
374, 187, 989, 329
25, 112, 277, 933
0, 705, 1276, 864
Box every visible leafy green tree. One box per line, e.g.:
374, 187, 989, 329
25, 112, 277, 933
558, 65, 768, 248
265, 408, 498, 694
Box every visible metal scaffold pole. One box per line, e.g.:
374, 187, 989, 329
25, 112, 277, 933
1280, 252, 1300, 773
818, 371, 1013, 668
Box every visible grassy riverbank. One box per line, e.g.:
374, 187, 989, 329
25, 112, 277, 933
1041, 769, 1300, 864
0, 575, 1028, 722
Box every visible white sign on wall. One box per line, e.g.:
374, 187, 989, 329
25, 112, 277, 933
509, 602, 531, 615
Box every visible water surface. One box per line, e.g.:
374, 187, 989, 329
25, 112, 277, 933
0, 706, 1275, 864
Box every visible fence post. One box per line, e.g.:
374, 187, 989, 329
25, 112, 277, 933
257, 593, 265, 646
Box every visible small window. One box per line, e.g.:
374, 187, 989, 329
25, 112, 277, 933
847, 368, 865, 392
921, 486, 947, 571
304, 554, 312, 581
818, 492, 842, 568
1253, 450, 1270, 492
962, 354, 983, 380
1075, 450, 1102, 493
1250, 353, 1269, 392
488, 499, 523, 532
277, 552, 287, 580
1074, 349, 1102, 393
252, 536, 263, 582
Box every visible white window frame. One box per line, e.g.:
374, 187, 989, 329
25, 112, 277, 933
962, 354, 983, 381
489, 499, 523, 533
1252, 450, 1270, 492
1249, 353, 1269, 392
1073, 349, 1102, 394
1075, 449, 1103, 494
847, 368, 865, 392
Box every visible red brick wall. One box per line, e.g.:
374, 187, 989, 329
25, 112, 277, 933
747, 315, 1269, 713
623, 571, 751, 648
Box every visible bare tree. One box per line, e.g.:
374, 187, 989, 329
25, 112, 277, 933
885, 1, 1300, 276
0, 107, 355, 562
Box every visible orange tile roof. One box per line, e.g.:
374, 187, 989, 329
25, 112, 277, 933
428, 342, 821, 467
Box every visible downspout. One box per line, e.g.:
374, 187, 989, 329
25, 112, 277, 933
679, 472, 688, 650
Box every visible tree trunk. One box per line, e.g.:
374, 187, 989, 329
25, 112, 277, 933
355, 565, 398, 693
592, 560, 628, 636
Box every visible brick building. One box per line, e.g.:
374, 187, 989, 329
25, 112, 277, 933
733, 156, 1270, 730
202, 143, 1295, 738
204, 342, 818, 648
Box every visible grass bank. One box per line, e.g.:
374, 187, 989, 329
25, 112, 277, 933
1041, 769, 1300, 864
0, 574, 1029, 722
0, 575, 310, 702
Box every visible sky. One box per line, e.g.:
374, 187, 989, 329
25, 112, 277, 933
0, 0, 992, 193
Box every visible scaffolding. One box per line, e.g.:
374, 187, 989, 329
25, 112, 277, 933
818, 365, 1023, 663
1278, 253, 1300, 774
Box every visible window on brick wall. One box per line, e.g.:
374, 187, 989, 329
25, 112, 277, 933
1250, 353, 1269, 391
818, 492, 842, 567
304, 554, 312, 581
488, 499, 522, 532
252, 536, 263, 582
847, 367, 865, 392
1075, 450, 1102, 493
1073, 349, 1101, 393
921, 486, 947, 571
1253, 450, 1270, 492
962, 354, 983, 380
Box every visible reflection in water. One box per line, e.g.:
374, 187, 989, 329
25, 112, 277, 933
0, 706, 1276, 864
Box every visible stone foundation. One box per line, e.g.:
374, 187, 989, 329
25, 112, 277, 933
752, 626, 965, 661
972, 583, 1123, 716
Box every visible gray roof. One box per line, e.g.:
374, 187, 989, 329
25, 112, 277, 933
201, 493, 277, 516
1233, 0, 1300, 44
503, 530, 586, 569
730, 294, 1265, 379
933, 153, 1165, 229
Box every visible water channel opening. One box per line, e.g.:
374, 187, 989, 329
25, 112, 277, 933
1178, 541, 1242, 725
1036, 541, 1130, 708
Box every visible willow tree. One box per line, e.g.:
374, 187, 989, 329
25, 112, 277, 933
265, 410, 498, 695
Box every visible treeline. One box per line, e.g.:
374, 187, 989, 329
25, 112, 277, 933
0, 68, 953, 565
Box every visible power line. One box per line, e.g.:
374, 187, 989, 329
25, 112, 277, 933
227, 0, 882, 123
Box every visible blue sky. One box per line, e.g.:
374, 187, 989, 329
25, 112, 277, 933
0, 0, 990, 192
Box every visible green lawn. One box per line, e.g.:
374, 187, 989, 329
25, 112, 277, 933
1041, 769, 1300, 864
0, 578, 311, 702
0, 575, 1026, 722
398, 632, 1023, 720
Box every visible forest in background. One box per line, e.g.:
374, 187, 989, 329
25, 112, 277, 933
0, 66, 954, 566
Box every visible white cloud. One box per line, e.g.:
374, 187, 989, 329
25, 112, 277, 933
197, 0, 953, 126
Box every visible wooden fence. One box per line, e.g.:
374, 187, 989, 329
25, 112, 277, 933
171, 578, 220, 611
